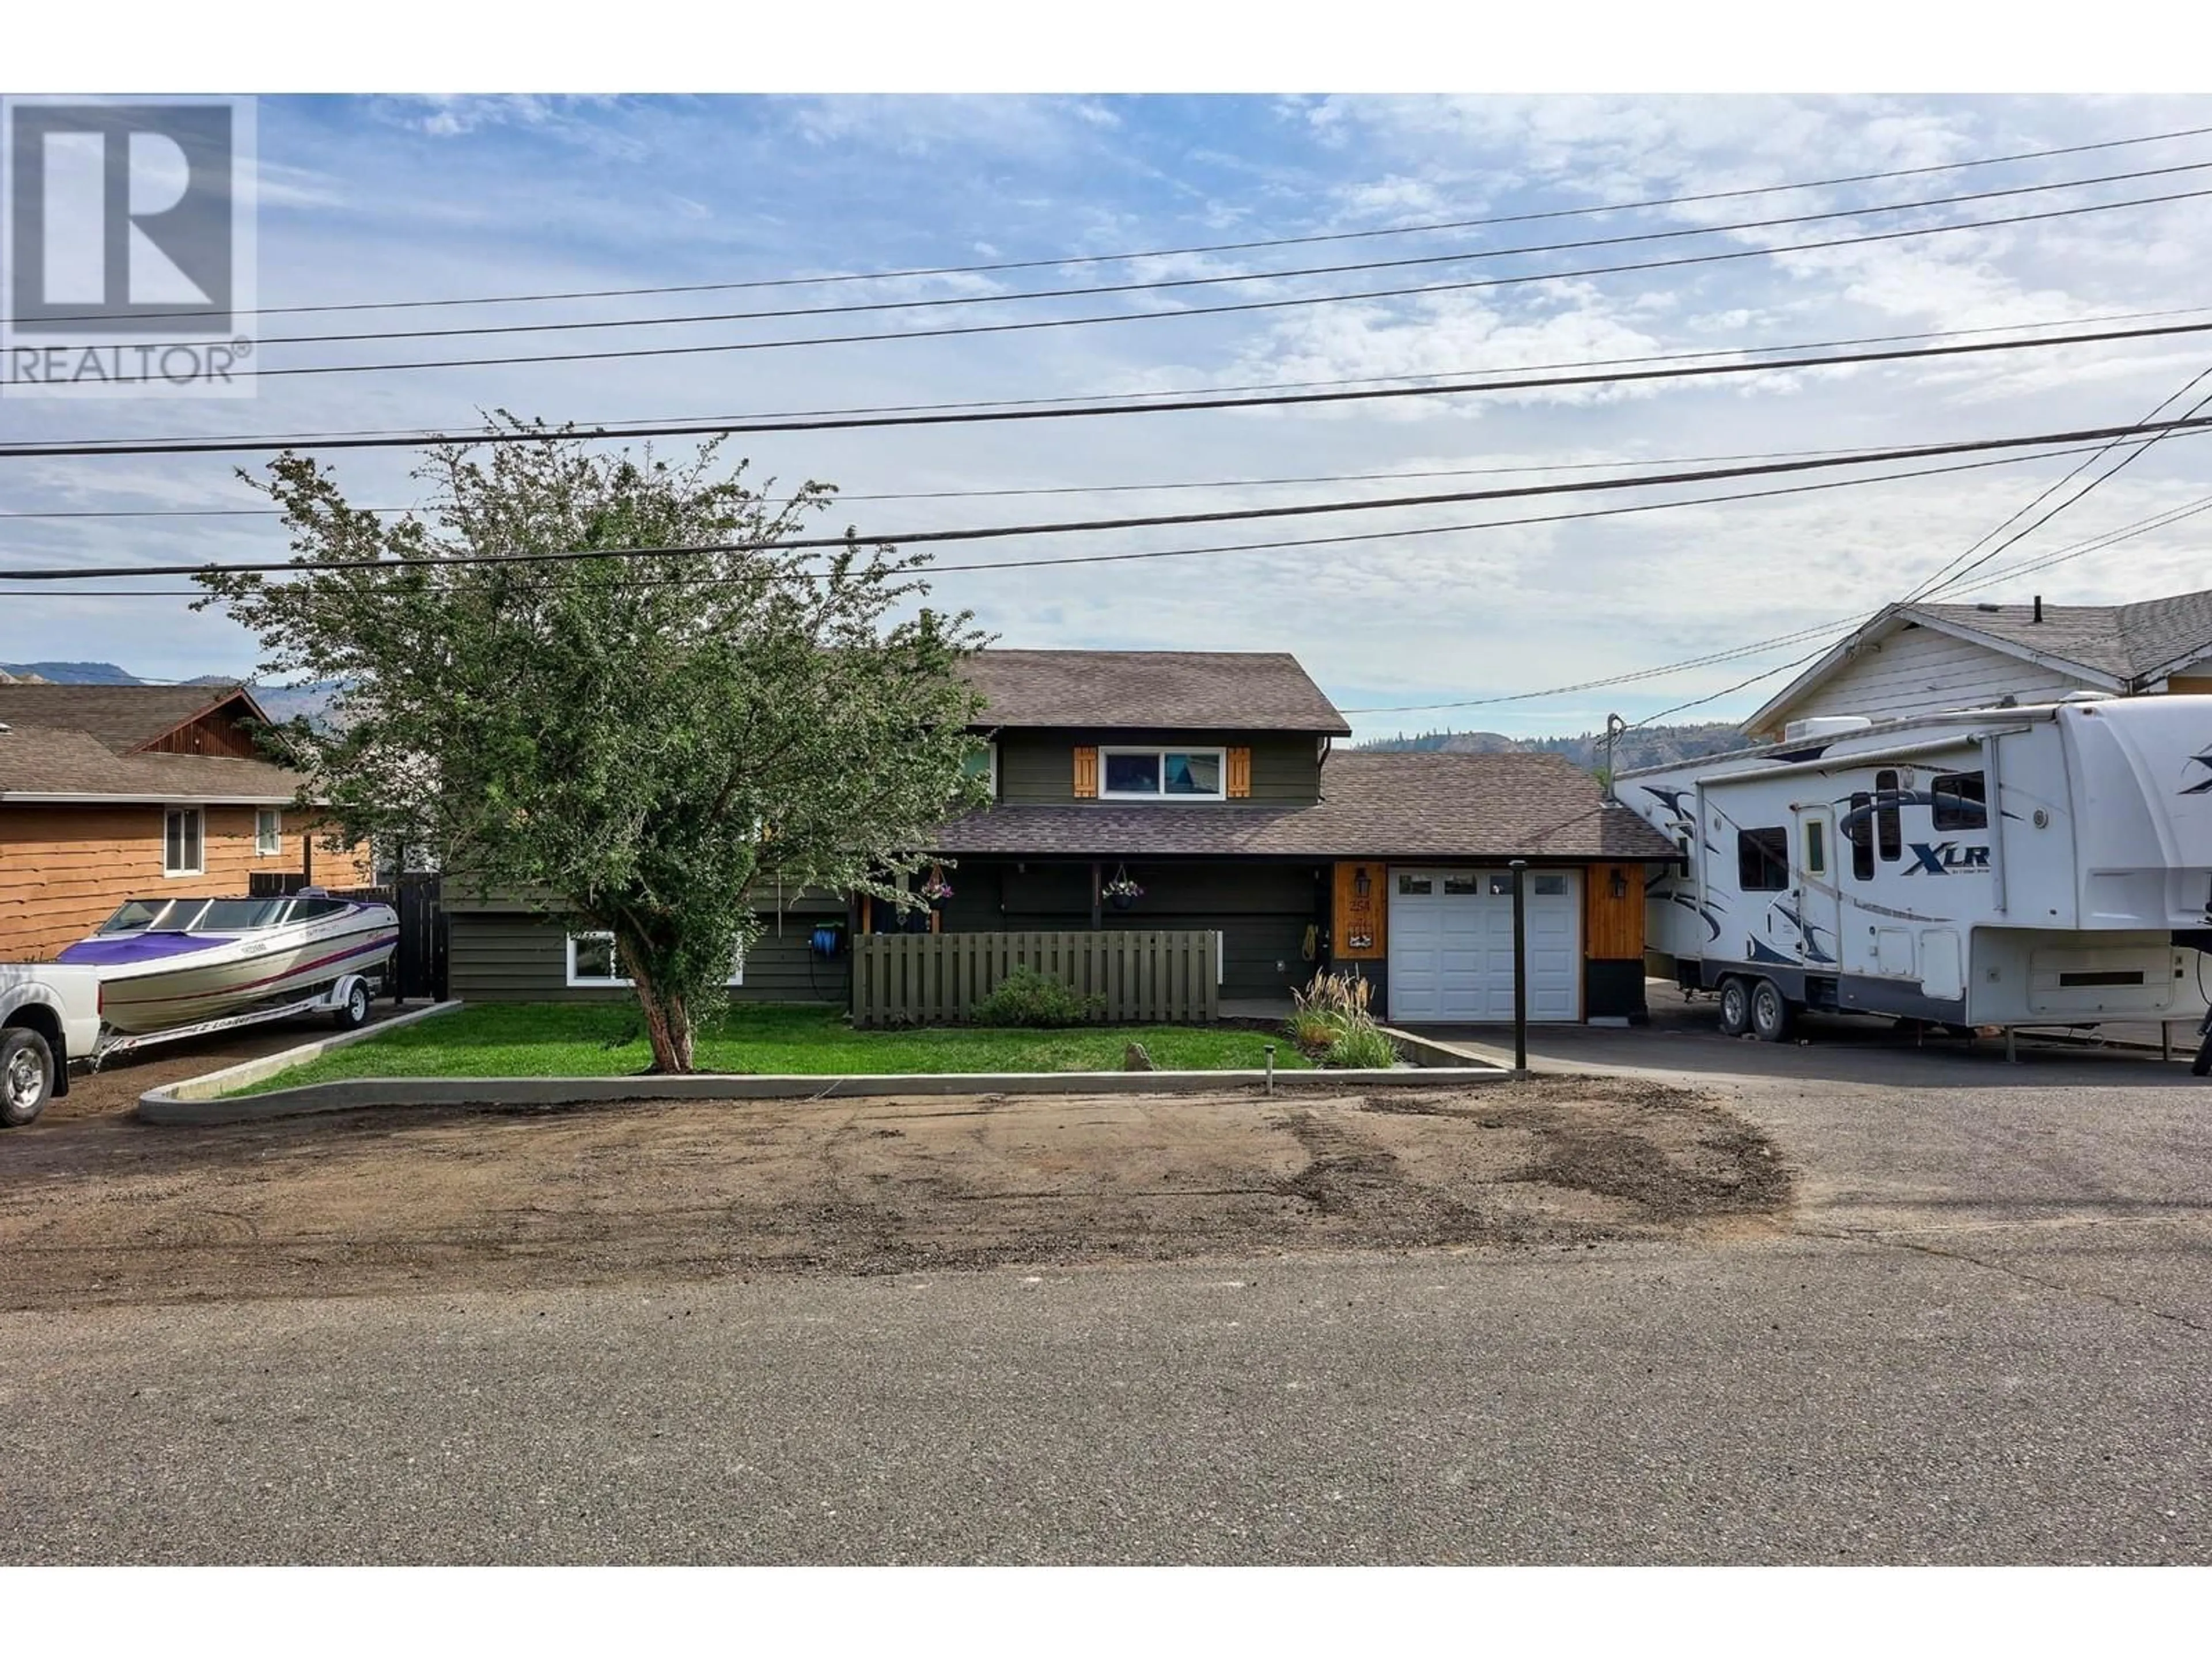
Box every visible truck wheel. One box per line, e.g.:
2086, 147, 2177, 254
1751, 979, 1794, 1043
334, 979, 372, 1031
2193, 1028, 2212, 1078
1, 1028, 55, 1128
1717, 978, 1751, 1037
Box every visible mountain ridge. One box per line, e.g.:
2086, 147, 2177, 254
1357, 719, 1746, 774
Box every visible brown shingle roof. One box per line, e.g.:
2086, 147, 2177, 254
0, 681, 300, 801
960, 650, 1351, 734
0, 682, 260, 752
930, 751, 1676, 860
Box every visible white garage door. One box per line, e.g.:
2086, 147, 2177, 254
1387, 868, 1582, 1022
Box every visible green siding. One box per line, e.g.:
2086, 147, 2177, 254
919, 858, 1327, 999
449, 911, 850, 1005
994, 729, 1324, 805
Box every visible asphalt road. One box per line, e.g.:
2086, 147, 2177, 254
6, 1008, 2212, 1563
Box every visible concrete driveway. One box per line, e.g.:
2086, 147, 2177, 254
5, 995, 2211, 1563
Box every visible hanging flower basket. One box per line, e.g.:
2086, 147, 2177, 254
918, 874, 955, 903
1102, 869, 1143, 910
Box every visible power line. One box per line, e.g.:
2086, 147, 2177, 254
26, 454, 2210, 734
11, 419, 2212, 588
0, 440, 2058, 524
17, 315, 2212, 463
1913, 370, 2212, 603
30, 120, 2212, 328
1342, 480, 2212, 719
138, 159, 2212, 354
25, 299, 2212, 465
0, 442, 2154, 603
191, 183, 2212, 381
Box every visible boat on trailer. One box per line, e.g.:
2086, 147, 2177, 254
54, 890, 399, 1034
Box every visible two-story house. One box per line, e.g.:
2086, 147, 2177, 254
0, 683, 375, 960
445, 649, 1677, 1024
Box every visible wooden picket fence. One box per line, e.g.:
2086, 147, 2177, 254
851, 929, 1222, 1028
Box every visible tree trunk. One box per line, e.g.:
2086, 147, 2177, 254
622, 947, 695, 1073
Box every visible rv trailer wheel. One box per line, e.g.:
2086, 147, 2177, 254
1717, 978, 1751, 1037
1750, 979, 1794, 1043
2193, 1028, 2212, 1078
1, 1028, 55, 1128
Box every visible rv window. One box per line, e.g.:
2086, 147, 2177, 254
1875, 770, 1902, 862
1847, 793, 1874, 881
1737, 827, 1790, 892
1804, 819, 1828, 877
1931, 771, 1987, 830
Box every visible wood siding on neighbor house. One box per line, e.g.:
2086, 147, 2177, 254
994, 730, 1323, 805
0, 806, 373, 960
1763, 623, 2093, 736
142, 702, 266, 759
447, 910, 851, 1005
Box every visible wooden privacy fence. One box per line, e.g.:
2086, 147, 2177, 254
852, 929, 1222, 1028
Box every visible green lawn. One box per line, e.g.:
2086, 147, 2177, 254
233, 1001, 1312, 1094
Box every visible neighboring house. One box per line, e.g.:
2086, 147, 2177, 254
0, 683, 373, 960
447, 649, 1677, 1024
1747, 586, 2212, 741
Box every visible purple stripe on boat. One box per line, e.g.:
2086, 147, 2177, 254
56, 933, 223, 965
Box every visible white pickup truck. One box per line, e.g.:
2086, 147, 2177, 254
0, 962, 104, 1127
1, 963, 378, 1127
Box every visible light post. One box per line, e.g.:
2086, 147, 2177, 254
1509, 859, 1529, 1076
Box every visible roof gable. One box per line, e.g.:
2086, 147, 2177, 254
960, 650, 1350, 734
1747, 586, 2212, 733
0, 682, 271, 753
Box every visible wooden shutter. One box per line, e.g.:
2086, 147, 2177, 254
1073, 745, 1099, 798
1226, 747, 1252, 798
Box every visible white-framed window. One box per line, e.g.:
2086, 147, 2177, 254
163, 806, 204, 877
1097, 746, 1226, 801
960, 740, 999, 801
564, 932, 745, 988
255, 808, 282, 857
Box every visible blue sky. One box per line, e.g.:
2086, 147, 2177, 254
10, 93, 2212, 740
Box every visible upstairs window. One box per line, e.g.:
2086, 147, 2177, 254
1931, 771, 1987, 830
255, 809, 282, 857
1099, 747, 1226, 801
164, 806, 204, 877
1737, 827, 1790, 892
959, 742, 998, 802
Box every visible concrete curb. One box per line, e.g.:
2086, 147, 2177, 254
1382, 1027, 1533, 1073
139, 998, 465, 1105
138, 1061, 1513, 1127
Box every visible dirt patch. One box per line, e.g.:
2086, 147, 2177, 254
0, 1077, 1790, 1310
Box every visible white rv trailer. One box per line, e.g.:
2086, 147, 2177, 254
1618, 694, 2212, 1065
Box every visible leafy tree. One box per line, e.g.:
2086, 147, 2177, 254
197, 421, 989, 1072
